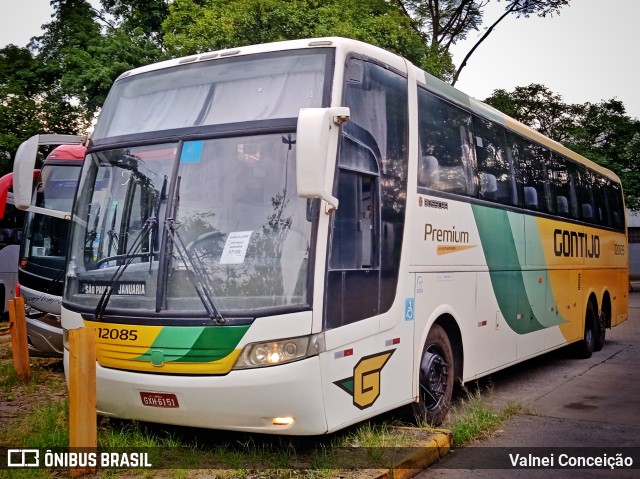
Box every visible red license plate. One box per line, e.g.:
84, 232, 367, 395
140, 392, 179, 408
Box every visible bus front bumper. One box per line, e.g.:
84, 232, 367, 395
64, 353, 328, 435
25, 313, 63, 357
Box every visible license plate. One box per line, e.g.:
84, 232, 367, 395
139, 392, 179, 408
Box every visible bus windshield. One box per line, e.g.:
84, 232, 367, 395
92, 49, 330, 140
66, 48, 331, 318
66, 135, 311, 316
21, 163, 82, 279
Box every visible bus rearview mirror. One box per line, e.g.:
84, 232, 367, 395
13, 134, 86, 210
296, 107, 350, 212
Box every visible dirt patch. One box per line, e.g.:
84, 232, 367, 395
0, 339, 67, 442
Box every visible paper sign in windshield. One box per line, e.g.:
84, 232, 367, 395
220, 231, 253, 264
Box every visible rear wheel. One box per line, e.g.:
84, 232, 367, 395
413, 324, 454, 426
594, 302, 609, 352
575, 301, 597, 359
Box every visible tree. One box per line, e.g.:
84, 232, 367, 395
0, 44, 90, 174
452, 0, 569, 85
485, 83, 577, 141
163, 0, 454, 79
396, 0, 484, 51
396, 1, 570, 85
485, 85, 640, 211
0, 0, 169, 172
568, 99, 640, 211
100, 0, 170, 49
30, 0, 166, 114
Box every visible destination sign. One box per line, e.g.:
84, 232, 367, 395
79, 281, 147, 296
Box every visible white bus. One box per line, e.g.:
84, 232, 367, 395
18, 144, 85, 355
13, 38, 629, 434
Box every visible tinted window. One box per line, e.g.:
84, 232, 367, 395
417, 89, 476, 196
473, 116, 515, 205
507, 132, 552, 213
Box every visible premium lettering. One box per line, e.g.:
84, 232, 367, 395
424, 224, 469, 243
553, 229, 600, 258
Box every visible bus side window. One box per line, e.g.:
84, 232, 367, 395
508, 132, 551, 213
417, 88, 476, 196
473, 116, 515, 205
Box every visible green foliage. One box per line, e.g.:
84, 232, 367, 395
0, 0, 167, 172
485, 84, 640, 211
398, 0, 484, 49
485, 84, 576, 141
31, 0, 166, 114
163, 0, 454, 79
101, 0, 170, 46
0, 79, 90, 174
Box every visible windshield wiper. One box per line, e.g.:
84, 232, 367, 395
157, 175, 224, 324
166, 217, 225, 323
94, 217, 155, 319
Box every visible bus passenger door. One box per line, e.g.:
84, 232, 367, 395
326, 169, 379, 321
320, 56, 412, 431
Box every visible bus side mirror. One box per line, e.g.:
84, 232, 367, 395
13, 134, 86, 210
296, 107, 350, 212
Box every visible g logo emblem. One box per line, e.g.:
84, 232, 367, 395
334, 350, 395, 409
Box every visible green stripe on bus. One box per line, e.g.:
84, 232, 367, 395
472, 205, 563, 334
134, 325, 249, 363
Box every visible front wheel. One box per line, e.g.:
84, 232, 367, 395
412, 324, 455, 426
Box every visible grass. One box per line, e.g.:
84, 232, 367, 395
1, 341, 522, 478
446, 385, 521, 447
1, 401, 430, 478
1, 390, 521, 477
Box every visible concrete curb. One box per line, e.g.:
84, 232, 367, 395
372, 428, 452, 479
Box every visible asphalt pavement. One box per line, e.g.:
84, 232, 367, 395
414, 290, 640, 478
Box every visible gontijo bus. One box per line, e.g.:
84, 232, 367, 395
12, 38, 628, 434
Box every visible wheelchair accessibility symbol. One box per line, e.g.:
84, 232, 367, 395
405, 298, 415, 321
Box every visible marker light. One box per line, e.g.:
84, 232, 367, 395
233, 333, 325, 369
272, 417, 295, 426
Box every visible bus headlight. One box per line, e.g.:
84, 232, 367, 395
233, 333, 325, 369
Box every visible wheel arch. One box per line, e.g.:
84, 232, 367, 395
600, 290, 612, 328
587, 291, 599, 316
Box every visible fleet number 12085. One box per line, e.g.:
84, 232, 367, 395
97, 327, 138, 341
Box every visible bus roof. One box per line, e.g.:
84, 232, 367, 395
114, 37, 405, 82
46, 144, 86, 161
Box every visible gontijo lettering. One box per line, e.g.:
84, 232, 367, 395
553, 229, 600, 258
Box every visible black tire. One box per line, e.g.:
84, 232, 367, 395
412, 324, 455, 426
575, 301, 597, 359
594, 304, 609, 352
